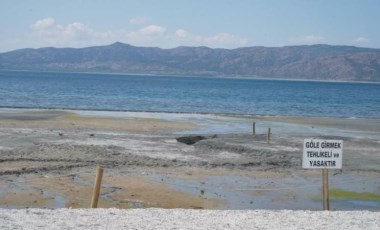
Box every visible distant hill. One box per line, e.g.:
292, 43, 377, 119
1, 42, 380, 82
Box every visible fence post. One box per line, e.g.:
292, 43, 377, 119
91, 164, 104, 208
252, 122, 256, 135
267, 128, 271, 144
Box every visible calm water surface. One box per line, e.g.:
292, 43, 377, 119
0, 70, 379, 118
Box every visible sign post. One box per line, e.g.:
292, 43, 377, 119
302, 139, 343, 210
322, 169, 329, 210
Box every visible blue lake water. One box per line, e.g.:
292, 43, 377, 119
0, 70, 379, 118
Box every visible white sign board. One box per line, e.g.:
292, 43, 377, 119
302, 139, 343, 169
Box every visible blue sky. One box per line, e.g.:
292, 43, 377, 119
0, 0, 379, 52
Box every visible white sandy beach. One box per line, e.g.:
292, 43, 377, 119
1, 208, 379, 230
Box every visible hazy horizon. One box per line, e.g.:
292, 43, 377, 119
0, 0, 379, 52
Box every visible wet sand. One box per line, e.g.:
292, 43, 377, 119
0, 109, 379, 210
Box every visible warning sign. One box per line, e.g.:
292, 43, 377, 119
302, 139, 343, 169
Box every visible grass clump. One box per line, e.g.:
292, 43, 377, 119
309, 189, 380, 201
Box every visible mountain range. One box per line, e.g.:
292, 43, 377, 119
1, 42, 380, 82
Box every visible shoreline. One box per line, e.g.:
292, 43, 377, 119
1, 106, 379, 120
1, 107, 379, 136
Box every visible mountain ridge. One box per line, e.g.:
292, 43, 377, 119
1, 42, 380, 82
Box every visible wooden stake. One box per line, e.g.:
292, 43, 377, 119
267, 128, 271, 144
322, 169, 329, 210
91, 164, 104, 208
252, 122, 256, 135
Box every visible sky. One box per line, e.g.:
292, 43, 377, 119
0, 0, 379, 52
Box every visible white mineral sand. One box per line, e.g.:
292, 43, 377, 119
0, 208, 379, 230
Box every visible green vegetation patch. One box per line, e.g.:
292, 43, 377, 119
309, 189, 380, 201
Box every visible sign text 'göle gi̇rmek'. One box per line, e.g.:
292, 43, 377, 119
302, 139, 343, 169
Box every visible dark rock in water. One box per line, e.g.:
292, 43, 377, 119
176, 136, 206, 145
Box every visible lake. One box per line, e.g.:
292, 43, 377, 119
0, 70, 379, 118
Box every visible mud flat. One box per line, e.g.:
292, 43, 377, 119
0, 109, 379, 210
